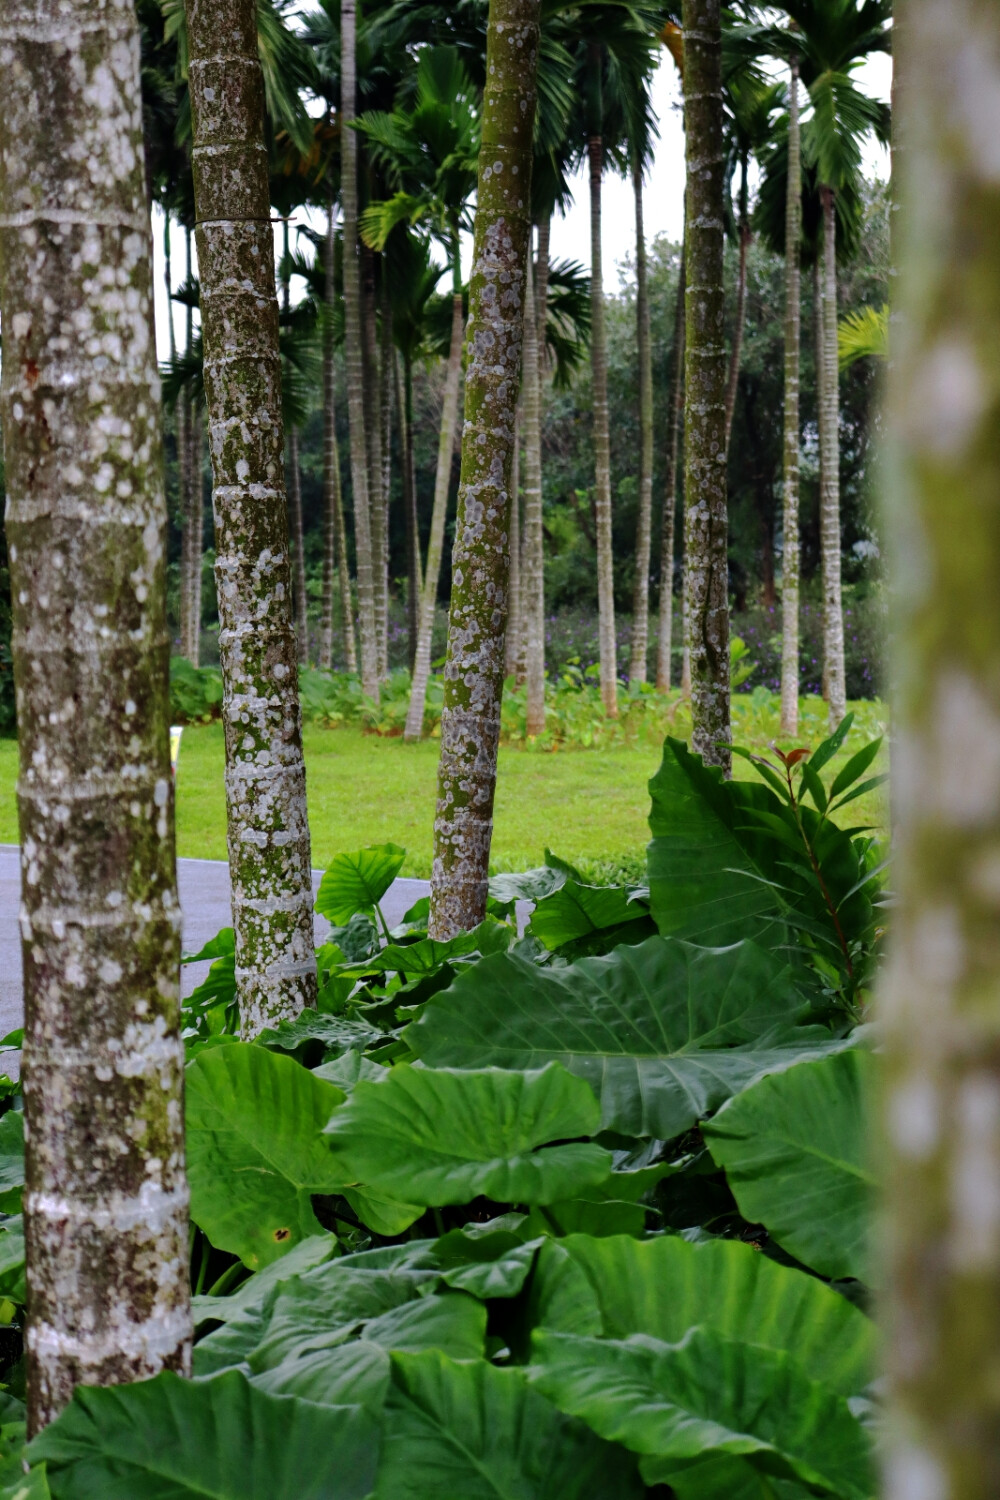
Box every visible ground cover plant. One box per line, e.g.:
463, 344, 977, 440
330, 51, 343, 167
0, 718, 885, 1496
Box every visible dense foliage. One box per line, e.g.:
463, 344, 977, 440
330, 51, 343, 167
0, 720, 885, 1495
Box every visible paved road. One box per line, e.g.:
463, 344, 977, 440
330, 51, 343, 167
0, 845, 432, 1079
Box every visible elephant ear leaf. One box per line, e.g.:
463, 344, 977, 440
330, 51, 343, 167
315, 844, 406, 925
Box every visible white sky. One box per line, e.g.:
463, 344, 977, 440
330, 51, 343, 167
151, 47, 893, 361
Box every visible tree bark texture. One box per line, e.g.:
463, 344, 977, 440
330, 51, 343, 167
629, 158, 654, 685
187, 0, 318, 1035
522, 255, 546, 735
779, 58, 802, 737
0, 0, 192, 1430
428, 0, 541, 940
380, 275, 393, 674
403, 291, 464, 741
287, 426, 309, 666
341, 0, 379, 699
683, 0, 730, 770
723, 154, 750, 453
320, 203, 355, 674
504, 404, 521, 680
819, 184, 846, 729
181, 402, 203, 664
363, 244, 387, 680
883, 5, 1000, 1495
588, 128, 618, 718
177, 389, 194, 658
398, 352, 421, 671
657, 253, 685, 691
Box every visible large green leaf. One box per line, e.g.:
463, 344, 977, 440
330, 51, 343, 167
527, 882, 649, 953
527, 1233, 875, 1396
529, 1328, 874, 1497
703, 1049, 876, 1281
315, 844, 406, 925
186, 1043, 345, 1269
324, 1064, 609, 1213
30, 1370, 379, 1500
407, 937, 851, 1139
192, 1236, 337, 1327
0, 1113, 24, 1213
0, 1469, 50, 1500
375, 1351, 643, 1498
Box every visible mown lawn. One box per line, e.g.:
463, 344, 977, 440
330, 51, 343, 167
0, 695, 888, 879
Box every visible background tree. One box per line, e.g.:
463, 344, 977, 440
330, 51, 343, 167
781, 53, 802, 735
0, 0, 191, 1428
628, 143, 655, 684
187, 0, 318, 1033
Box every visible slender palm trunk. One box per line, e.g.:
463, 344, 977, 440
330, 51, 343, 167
429, 0, 541, 939
884, 6, 1000, 1489
178, 228, 197, 661
363, 244, 387, 679
341, 0, 379, 698
379, 278, 394, 671
522, 255, 546, 734
404, 270, 464, 742
535, 214, 551, 347
398, 352, 422, 669
629, 157, 654, 684
683, 0, 730, 771
320, 202, 355, 673
183, 402, 204, 665
505, 403, 522, 679
779, 59, 802, 735
657, 251, 686, 690
0, 0, 191, 1429
188, 0, 318, 1034
588, 117, 618, 717
724, 151, 751, 452
819, 185, 846, 728
288, 426, 310, 666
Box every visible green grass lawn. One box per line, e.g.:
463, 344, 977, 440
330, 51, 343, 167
0, 695, 888, 880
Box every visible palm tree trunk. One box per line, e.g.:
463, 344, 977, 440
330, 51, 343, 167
779, 58, 802, 736
380, 277, 394, 670
522, 255, 546, 735
188, 0, 318, 1035
428, 0, 542, 939
819, 184, 846, 729
724, 151, 751, 452
535, 213, 551, 349
403, 277, 464, 742
320, 201, 355, 673
885, 8, 1000, 1488
0, 0, 191, 1429
341, 0, 379, 699
683, 0, 730, 771
657, 250, 686, 690
363, 243, 387, 679
183, 402, 204, 666
629, 156, 654, 685
177, 386, 193, 655
505, 403, 522, 679
588, 116, 619, 718
288, 425, 310, 666
397, 351, 421, 670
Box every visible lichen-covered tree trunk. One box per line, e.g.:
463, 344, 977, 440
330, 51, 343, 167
0, 0, 192, 1431
883, 5, 1000, 1491
188, 0, 317, 1035
363, 245, 387, 680
288, 427, 309, 666
379, 277, 393, 674
819, 184, 846, 729
522, 255, 546, 735
428, 0, 541, 939
341, 0, 379, 699
683, 0, 729, 770
320, 202, 355, 674
723, 154, 750, 453
629, 157, 654, 685
397, 352, 421, 671
657, 253, 686, 691
178, 390, 195, 659
588, 125, 618, 718
182, 402, 204, 665
504, 405, 522, 680
403, 288, 464, 741
779, 58, 802, 737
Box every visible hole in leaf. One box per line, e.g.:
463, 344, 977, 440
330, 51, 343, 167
273, 1227, 291, 1242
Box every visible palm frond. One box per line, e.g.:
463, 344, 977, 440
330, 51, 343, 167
838, 303, 888, 370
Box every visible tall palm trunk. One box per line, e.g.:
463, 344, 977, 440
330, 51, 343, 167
629, 157, 654, 684
657, 251, 686, 690
397, 351, 422, 669
183, 402, 204, 664
404, 254, 464, 742
379, 278, 394, 670
320, 201, 355, 673
587, 74, 618, 718
429, 0, 542, 939
341, 0, 379, 699
682, 0, 730, 771
188, 0, 318, 1035
522, 255, 546, 735
288, 426, 310, 665
505, 403, 522, 679
363, 243, 387, 679
0, 0, 191, 1429
178, 228, 198, 662
819, 184, 846, 728
885, 5, 1000, 1489
779, 58, 802, 735
724, 150, 751, 452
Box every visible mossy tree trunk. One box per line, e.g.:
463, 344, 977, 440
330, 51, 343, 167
657, 251, 685, 691
282, 224, 309, 668
587, 55, 618, 719
819, 185, 846, 728
320, 200, 355, 673
341, 0, 379, 699
683, 0, 729, 770
183, 403, 204, 663
187, 0, 318, 1035
428, 0, 541, 939
884, 4, 1000, 1492
522, 255, 546, 734
397, 351, 422, 671
0, 0, 192, 1430
629, 156, 654, 685
779, 57, 802, 736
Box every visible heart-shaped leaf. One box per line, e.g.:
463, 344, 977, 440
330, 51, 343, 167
315, 845, 406, 925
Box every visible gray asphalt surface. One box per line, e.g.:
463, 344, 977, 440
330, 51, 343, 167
0, 844, 432, 1079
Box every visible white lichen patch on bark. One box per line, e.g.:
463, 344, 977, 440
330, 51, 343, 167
0, 0, 191, 1429
187, 0, 317, 1035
